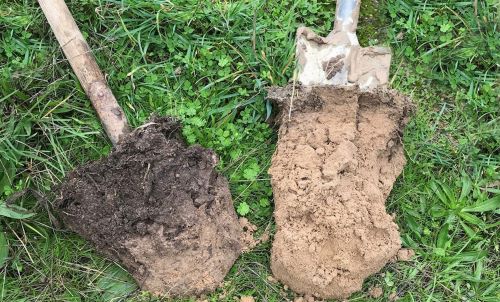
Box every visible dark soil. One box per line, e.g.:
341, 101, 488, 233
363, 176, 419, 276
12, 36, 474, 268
56, 117, 242, 297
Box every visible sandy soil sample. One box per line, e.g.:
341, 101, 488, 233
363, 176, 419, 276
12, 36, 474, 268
268, 86, 412, 299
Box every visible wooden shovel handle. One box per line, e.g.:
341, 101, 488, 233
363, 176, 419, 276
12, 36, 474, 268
38, 0, 129, 146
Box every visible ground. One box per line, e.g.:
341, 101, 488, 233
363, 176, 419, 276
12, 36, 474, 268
0, 0, 498, 301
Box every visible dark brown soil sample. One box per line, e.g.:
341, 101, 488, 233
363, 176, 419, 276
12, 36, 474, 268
267, 86, 413, 299
56, 117, 242, 297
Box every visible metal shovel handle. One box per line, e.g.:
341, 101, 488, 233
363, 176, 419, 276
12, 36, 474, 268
333, 0, 361, 34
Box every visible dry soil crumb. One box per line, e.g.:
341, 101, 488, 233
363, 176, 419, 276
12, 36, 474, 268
56, 117, 242, 297
389, 292, 399, 301
368, 286, 384, 298
239, 217, 258, 251
240, 296, 255, 302
267, 85, 413, 299
294, 296, 316, 302
239, 218, 271, 251
397, 248, 415, 261
260, 229, 270, 243
267, 275, 278, 283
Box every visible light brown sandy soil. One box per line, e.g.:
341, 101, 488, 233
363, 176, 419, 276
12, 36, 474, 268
368, 286, 384, 298
267, 85, 413, 299
239, 217, 271, 252
397, 248, 416, 261
240, 296, 255, 302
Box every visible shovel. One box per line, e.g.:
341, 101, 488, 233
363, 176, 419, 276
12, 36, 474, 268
267, 0, 413, 299
38, 0, 242, 297
38, 0, 129, 145
296, 0, 391, 90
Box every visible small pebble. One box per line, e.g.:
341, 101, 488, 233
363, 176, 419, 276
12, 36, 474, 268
397, 248, 415, 261
240, 296, 255, 302
368, 286, 383, 298
267, 275, 277, 283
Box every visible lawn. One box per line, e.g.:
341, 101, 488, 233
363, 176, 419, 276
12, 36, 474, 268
0, 0, 498, 301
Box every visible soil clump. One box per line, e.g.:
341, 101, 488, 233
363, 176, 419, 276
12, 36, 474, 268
56, 117, 242, 297
267, 85, 413, 299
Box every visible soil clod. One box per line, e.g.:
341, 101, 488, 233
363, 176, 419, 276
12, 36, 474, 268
368, 286, 384, 298
397, 248, 415, 261
240, 296, 255, 302
56, 117, 242, 297
267, 86, 413, 299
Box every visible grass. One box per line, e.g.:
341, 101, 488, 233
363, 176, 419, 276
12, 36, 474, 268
0, 0, 498, 301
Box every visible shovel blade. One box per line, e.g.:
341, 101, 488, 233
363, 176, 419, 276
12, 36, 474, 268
296, 27, 391, 90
